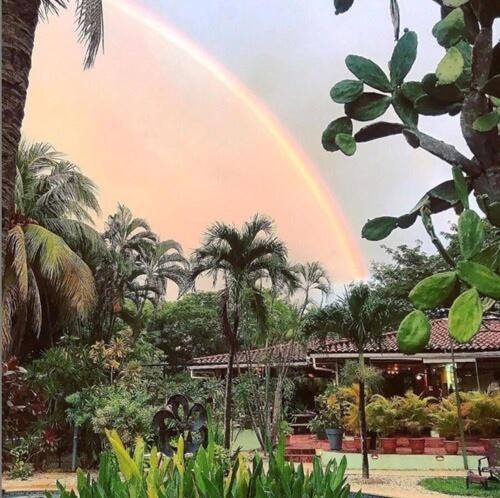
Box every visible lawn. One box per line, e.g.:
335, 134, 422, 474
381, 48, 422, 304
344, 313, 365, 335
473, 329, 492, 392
419, 477, 500, 497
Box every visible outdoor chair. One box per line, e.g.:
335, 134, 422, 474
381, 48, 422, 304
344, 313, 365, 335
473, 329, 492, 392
466, 470, 489, 490
478, 441, 500, 481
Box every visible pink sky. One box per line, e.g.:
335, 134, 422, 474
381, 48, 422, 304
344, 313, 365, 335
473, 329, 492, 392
23, 1, 368, 284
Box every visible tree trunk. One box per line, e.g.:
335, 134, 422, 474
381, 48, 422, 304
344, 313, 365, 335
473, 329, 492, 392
451, 345, 469, 470
223, 340, 236, 449
2, 0, 41, 256
358, 353, 369, 479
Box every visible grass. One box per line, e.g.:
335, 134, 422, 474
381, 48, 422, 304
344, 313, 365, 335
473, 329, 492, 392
419, 477, 500, 497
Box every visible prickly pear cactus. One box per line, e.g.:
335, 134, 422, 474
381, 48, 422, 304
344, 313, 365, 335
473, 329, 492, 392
325, 0, 500, 349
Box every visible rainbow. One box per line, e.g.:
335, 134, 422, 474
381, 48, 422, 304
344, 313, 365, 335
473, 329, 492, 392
106, 0, 367, 279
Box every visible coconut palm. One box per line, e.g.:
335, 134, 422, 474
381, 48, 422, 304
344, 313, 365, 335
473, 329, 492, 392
296, 261, 331, 317
303, 283, 395, 479
188, 214, 298, 448
2, 0, 104, 256
3, 141, 100, 357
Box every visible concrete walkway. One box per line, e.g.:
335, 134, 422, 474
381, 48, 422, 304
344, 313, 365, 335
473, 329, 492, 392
2, 469, 473, 497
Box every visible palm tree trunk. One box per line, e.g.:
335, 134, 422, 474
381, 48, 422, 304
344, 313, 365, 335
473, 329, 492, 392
358, 352, 369, 479
451, 345, 469, 470
2, 0, 41, 257
223, 340, 236, 449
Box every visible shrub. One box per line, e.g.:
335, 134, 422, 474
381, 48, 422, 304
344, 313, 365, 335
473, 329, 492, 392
308, 384, 344, 437
366, 394, 397, 437
462, 391, 500, 437
394, 391, 434, 437
49, 430, 356, 498
431, 396, 460, 440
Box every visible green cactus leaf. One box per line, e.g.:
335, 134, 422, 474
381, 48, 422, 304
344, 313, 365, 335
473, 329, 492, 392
449, 288, 483, 343
354, 122, 404, 142
415, 95, 461, 115
473, 244, 500, 273
432, 8, 466, 47
436, 47, 464, 85
452, 165, 469, 209
334, 0, 355, 14
361, 216, 398, 241
472, 111, 500, 132
390, 30, 418, 86
454, 41, 472, 90
322, 117, 353, 152
491, 96, 500, 108
422, 73, 463, 103
345, 55, 392, 92
401, 81, 426, 103
409, 272, 459, 310
458, 209, 484, 260
392, 90, 418, 127
345, 93, 392, 121
330, 80, 364, 103
335, 133, 356, 156
397, 310, 431, 354
457, 261, 500, 300
443, 0, 469, 6
397, 212, 418, 229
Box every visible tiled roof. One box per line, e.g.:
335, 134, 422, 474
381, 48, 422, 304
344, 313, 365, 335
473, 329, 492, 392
189, 342, 307, 367
188, 319, 500, 368
308, 318, 500, 355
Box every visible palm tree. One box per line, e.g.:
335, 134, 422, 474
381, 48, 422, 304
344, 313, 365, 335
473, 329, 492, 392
3, 141, 100, 357
2, 0, 104, 256
296, 261, 331, 317
188, 214, 298, 448
303, 283, 395, 479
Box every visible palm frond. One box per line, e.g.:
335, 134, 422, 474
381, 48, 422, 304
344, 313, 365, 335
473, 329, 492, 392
6, 225, 29, 301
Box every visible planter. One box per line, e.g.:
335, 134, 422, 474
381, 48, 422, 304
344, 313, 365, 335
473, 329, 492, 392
353, 436, 372, 452
444, 440, 459, 455
379, 437, 397, 454
325, 428, 344, 451
409, 438, 425, 454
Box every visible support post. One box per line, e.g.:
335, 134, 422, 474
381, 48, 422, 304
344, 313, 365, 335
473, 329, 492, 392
72, 425, 79, 472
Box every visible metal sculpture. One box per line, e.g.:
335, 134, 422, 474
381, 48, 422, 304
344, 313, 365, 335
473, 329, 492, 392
153, 394, 208, 456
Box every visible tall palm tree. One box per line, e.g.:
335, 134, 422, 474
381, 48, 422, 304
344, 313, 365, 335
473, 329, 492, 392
303, 283, 395, 479
2, 0, 104, 256
2, 141, 100, 357
296, 261, 331, 317
188, 214, 298, 448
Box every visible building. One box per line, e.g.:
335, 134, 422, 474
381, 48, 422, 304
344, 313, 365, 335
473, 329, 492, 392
187, 318, 500, 398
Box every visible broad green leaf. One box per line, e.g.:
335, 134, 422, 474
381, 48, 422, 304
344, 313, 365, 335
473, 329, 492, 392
443, 0, 469, 6
345, 93, 392, 121
345, 55, 392, 92
330, 79, 364, 103
361, 216, 398, 241
436, 47, 464, 85
334, 0, 354, 14
458, 209, 484, 259
398, 310, 431, 354
409, 271, 459, 310
335, 133, 356, 156
432, 8, 466, 47
354, 122, 404, 142
321, 117, 353, 152
457, 261, 500, 300
392, 90, 418, 127
105, 429, 141, 481
452, 165, 469, 209
390, 30, 418, 85
401, 81, 426, 103
473, 111, 500, 132
449, 288, 483, 343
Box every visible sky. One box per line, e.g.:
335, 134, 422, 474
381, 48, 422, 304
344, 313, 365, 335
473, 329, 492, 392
22, 0, 469, 290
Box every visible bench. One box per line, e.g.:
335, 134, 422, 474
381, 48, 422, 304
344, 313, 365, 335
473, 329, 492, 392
466, 470, 489, 490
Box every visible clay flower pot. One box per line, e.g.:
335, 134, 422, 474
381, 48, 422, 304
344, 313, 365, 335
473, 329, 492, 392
380, 437, 397, 454
444, 440, 459, 455
409, 438, 425, 454
353, 436, 372, 452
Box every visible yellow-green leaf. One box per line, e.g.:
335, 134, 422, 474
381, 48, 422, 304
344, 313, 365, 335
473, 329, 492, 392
436, 47, 464, 85
449, 288, 483, 343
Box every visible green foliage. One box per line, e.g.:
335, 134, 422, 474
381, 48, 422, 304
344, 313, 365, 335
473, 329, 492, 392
335, 133, 356, 156
457, 260, 500, 300
330, 79, 363, 104
432, 8, 466, 48
397, 310, 430, 354
448, 287, 483, 343
8, 459, 34, 480
390, 30, 417, 86
431, 395, 460, 439
345, 55, 392, 92
393, 391, 434, 437
409, 271, 459, 310
345, 93, 392, 121
322, 117, 353, 152
366, 395, 397, 437
50, 430, 356, 498
309, 384, 345, 433
361, 217, 398, 241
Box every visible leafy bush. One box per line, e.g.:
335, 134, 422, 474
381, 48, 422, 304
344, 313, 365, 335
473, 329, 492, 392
308, 384, 345, 437
50, 430, 357, 498
366, 394, 397, 437
462, 391, 500, 437
393, 391, 434, 437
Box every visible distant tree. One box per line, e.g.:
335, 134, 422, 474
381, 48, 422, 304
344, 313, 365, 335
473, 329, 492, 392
296, 261, 331, 317
303, 283, 397, 479
188, 214, 298, 448
2, 141, 100, 357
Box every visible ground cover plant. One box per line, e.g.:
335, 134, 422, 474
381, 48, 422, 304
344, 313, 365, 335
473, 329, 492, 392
419, 476, 500, 497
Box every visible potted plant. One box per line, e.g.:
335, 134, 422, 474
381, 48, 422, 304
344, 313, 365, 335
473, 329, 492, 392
395, 391, 433, 454
311, 387, 344, 450
432, 396, 460, 455
367, 394, 397, 453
